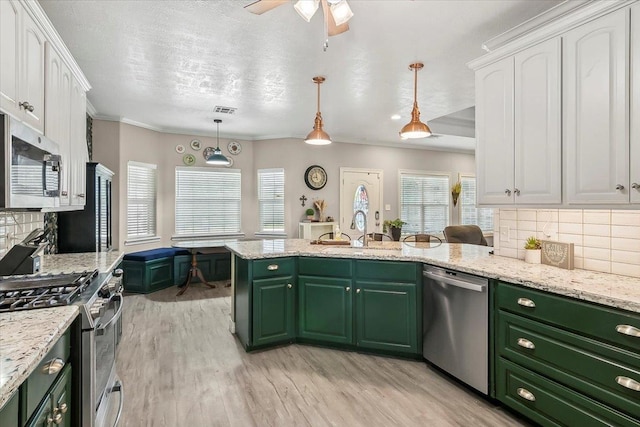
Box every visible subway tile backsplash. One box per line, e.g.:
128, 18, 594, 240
0, 212, 45, 255
494, 209, 640, 278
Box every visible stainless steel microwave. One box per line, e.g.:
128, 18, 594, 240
0, 113, 61, 209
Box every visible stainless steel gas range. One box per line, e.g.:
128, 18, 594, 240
0, 267, 124, 427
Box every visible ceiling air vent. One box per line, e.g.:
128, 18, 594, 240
213, 106, 237, 115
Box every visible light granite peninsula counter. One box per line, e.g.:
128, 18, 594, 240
40, 250, 125, 274
0, 306, 79, 409
225, 239, 640, 314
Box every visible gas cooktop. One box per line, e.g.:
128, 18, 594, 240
0, 270, 98, 312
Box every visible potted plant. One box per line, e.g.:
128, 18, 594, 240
451, 181, 461, 207
524, 236, 542, 264
383, 218, 406, 241
305, 208, 315, 221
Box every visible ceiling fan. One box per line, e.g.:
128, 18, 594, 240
244, 0, 354, 37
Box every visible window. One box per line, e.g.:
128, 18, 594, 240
127, 161, 157, 240
400, 172, 450, 234
459, 175, 494, 232
258, 168, 285, 233
175, 167, 241, 236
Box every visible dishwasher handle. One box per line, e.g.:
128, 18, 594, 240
423, 270, 486, 292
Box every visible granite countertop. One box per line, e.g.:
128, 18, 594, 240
39, 251, 124, 274
225, 239, 640, 314
0, 306, 79, 409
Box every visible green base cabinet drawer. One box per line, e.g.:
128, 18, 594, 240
0, 391, 19, 427
253, 258, 295, 280
24, 330, 70, 417
252, 276, 295, 347
299, 257, 352, 278
27, 363, 72, 427
497, 358, 640, 427
497, 282, 640, 353
298, 276, 353, 345
123, 258, 174, 293
355, 260, 418, 282
356, 281, 418, 354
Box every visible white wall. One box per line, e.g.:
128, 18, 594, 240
92, 121, 475, 251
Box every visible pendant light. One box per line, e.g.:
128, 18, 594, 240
305, 76, 332, 145
206, 119, 231, 166
400, 62, 432, 139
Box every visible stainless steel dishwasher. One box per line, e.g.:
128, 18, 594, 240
422, 265, 489, 394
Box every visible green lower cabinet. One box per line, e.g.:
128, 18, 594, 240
497, 358, 640, 427
27, 364, 72, 427
355, 281, 418, 354
0, 391, 19, 427
252, 276, 295, 347
298, 276, 353, 345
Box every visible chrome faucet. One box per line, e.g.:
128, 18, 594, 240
353, 210, 368, 247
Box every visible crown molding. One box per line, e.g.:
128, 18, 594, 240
21, 0, 92, 91
86, 100, 97, 117
468, 0, 637, 70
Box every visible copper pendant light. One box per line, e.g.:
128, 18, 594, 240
400, 62, 432, 139
305, 76, 332, 145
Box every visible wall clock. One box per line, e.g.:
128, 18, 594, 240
304, 165, 327, 190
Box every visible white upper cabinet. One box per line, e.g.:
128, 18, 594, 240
70, 77, 88, 207
475, 57, 514, 205
564, 8, 629, 204
514, 37, 562, 204
0, 0, 45, 133
631, 3, 640, 203
475, 37, 561, 206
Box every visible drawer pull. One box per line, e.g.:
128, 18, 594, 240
616, 376, 640, 391
517, 338, 535, 350
41, 358, 65, 375
516, 387, 536, 402
287, 283, 292, 289
517, 298, 536, 308
267, 264, 279, 271
616, 324, 640, 337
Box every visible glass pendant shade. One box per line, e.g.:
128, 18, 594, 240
400, 62, 432, 139
206, 119, 231, 166
294, 0, 320, 22
305, 76, 332, 145
329, 0, 354, 26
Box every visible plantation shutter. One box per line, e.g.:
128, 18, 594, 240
127, 161, 157, 239
460, 175, 494, 232
258, 168, 285, 232
175, 167, 241, 236
400, 173, 449, 234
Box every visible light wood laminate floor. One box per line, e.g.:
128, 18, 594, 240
116, 283, 530, 427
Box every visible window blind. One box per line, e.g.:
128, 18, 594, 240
460, 175, 494, 232
400, 173, 449, 234
175, 167, 241, 236
258, 168, 285, 232
127, 161, 157, 239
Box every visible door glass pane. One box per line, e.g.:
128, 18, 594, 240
353, 185, 369, 231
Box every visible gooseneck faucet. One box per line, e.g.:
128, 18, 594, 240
353, 210, 368, 247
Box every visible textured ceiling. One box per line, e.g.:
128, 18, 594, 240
38, 0, 562, 152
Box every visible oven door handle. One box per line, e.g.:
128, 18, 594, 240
96, 293, 123, 336
112, 379, 124, 427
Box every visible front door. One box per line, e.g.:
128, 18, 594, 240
340, 168, 383, 239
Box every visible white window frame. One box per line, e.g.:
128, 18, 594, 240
256, 168, 286, 237
458, 173, 494, 233
398, 170, 452, 235
125, 161, 159, 245
173, 167, 243, 239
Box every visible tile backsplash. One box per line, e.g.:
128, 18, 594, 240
0, 212, 45, 255
494, 209, 640, 278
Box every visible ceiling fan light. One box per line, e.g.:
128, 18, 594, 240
329, 0, 353, 26
294, 0, 320, 22
206, 119, 231, 166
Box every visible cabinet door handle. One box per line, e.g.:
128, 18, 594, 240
19, 101, 34, 112
517, 338, 535, 350
616, 376, 640, 391
516, 387, 536, 402
514, 188, 520, 196
47, 412, 63, 425
287, 283, 292, 289
345, 287, 351, 292
517, 298, 535, 308
77, 193, 85, 198
356, 288, 361, 294
59, 403, 68, 413
632, 183, 639, 190
267, 264, 279, 271
42, 358, 65, 375
61, 190, 68, 197
616, 324, 640, 337
504, 189, 512, 196
616, 184, 625, 191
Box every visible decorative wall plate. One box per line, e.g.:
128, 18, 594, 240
175, 144, 185, 154
225, 157, 234, 167
182, 154, 196, 166
228, 140, 242, 155
202, 147, 215, 160
190, 139, 202, 150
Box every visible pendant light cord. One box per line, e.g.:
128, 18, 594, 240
413, 65, 418, 106
317, 80, 321, 114
216, 121, 220, 149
